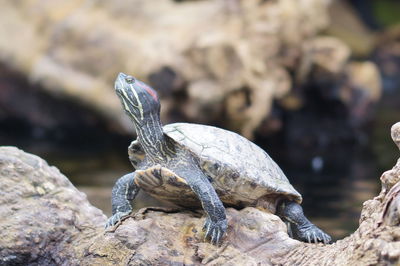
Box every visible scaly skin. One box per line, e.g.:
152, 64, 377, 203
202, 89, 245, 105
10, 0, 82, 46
106, 72, 227, 244
277, 200, 331, 244
173, 164, 227, 244
105, 172, 139, 228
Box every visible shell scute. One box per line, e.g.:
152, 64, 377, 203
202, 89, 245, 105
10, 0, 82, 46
163, 123, 302, 204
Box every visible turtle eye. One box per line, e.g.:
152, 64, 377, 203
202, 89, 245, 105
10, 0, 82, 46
125, 76, 135, 84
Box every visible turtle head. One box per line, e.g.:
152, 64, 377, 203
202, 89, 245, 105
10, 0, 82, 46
115, 72, 160, 125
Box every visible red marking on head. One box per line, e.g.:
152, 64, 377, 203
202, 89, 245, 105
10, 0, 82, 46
144, 85, 158, 102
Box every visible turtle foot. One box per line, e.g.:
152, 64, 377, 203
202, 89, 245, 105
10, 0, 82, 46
277, 201, 332, 244
294, 224, 332, 244
105, 211, 131, 229
203, 217, 227, 245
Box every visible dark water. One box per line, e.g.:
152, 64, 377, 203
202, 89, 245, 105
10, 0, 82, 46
281, 147, 381, 239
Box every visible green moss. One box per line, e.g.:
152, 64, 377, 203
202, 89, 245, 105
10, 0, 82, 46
372, 0, 400, 27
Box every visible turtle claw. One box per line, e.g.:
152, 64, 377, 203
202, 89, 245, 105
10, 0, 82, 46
213, 231, 219, 245
295, 224, 332, 244
202, 217, 227, 245
312, 232, 317, 244
324, 234, 331, 244
203, 218, 211, 234
105, 211, 131, 229
306, 232, 311, 243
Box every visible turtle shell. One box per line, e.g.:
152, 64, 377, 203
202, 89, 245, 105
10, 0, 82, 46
162, 123, 302, 207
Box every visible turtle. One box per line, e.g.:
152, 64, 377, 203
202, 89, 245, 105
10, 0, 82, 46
105, 72, 332, 245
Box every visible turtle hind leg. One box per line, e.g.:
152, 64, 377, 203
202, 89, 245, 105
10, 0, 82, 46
277, 200, 332, 244
105, 172, 139, 228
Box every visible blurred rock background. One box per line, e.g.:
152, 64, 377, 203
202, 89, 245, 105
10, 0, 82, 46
0, 0, 399, 239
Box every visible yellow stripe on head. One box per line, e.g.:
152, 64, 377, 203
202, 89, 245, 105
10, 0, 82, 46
129, 83, 144, 120
117, 80, 144, 121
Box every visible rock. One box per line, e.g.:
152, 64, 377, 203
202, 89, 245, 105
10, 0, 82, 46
89, 207, 299, 265
0, 146, 106, 265
1, 123, 400, 265
391, 122, 400, 150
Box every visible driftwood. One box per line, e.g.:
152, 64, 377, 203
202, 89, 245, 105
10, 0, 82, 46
0, 122, 400, 265
0, 0, 381, 139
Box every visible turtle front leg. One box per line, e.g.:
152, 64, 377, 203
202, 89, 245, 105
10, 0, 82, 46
277, 200, 332, 244
105, 172, 139, 228
180, 168, 227, 245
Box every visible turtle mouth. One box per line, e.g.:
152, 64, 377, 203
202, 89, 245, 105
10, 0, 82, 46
114, 72, 127, 95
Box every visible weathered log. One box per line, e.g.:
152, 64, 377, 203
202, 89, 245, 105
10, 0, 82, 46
0, 0, 381, 139
1, 123, 400, 265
